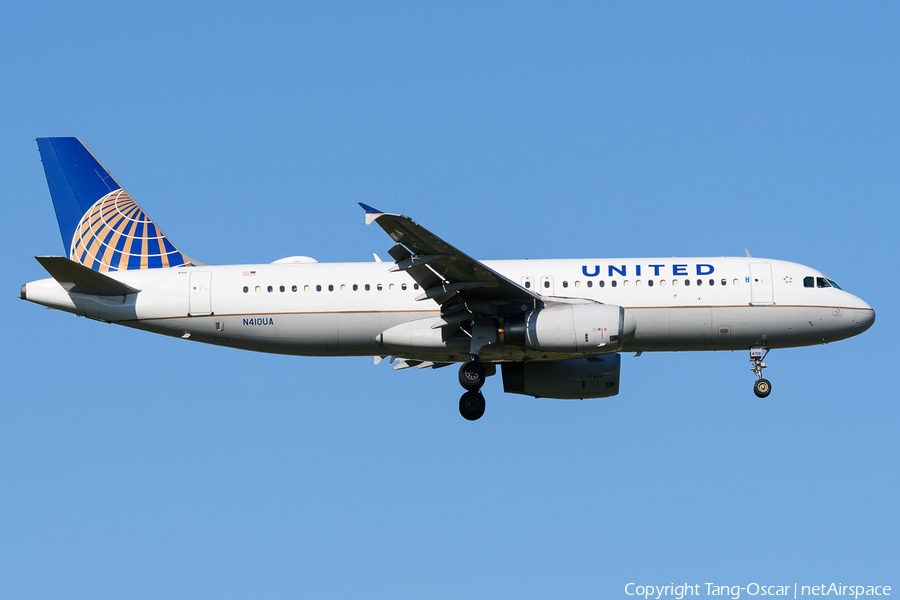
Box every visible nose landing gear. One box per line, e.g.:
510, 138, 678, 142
750, 346, 771, 398
458, 358, 488, 420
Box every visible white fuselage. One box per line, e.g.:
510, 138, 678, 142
23, 257, 875, 362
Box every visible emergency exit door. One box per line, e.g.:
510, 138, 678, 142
539, 276, 554, 295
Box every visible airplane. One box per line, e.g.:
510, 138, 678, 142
21, 137, 876, 420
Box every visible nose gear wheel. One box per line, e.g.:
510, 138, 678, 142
750, 347, 772, 398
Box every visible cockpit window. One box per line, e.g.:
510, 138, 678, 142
804, 277, 814, 288
826, 278, 842, 290
816, 277, 839, 289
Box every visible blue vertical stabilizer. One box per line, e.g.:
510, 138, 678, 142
35, 137, 197, 271
37, 137, 122, 254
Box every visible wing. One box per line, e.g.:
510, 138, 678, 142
360, 204, 543, 350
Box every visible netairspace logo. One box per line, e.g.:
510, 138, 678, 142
624, 583, 891, 600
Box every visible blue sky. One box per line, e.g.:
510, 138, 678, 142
1, 2, 897, 598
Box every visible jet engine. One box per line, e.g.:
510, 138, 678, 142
504, 303, 634, 353
501, 354, 621, 399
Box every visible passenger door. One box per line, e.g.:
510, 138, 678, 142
749, 263, 774, 306
189, 271, 213, 316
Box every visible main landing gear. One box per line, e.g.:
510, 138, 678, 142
750, 346, 772, 398
458, 358, 487, 421
459, 390, 486, 421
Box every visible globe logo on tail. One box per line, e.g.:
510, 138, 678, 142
70, 189, 192, 272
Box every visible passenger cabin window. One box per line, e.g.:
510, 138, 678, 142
316, 285, 322, 292
353, 284, 358, 291
611, 280, 617, 288
587, 281, 593, 288
280, 285, 285, 292
365, 284, 370, 291
720, 279, 726, 286
543, 281, 550, 288
401, 283, 407, 291
328, 284, 334, 292
414, 284, 419, 290
525, 281, 531, 288
267, 285, 273, 292
292, 285, 298, 292
562, 281, 568, 288
377, 284, 383, 291
243, 286, 248, 293
648, 280, 654, 287
599, 281, 605, 288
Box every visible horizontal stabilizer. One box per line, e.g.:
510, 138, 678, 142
35, 256, 140, 296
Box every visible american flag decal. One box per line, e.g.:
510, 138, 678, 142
243, 271, 256, 276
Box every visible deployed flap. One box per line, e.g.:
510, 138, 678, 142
35, 256, 141, 296
359, 204, 541, 311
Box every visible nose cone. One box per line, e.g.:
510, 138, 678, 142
852, 296, 876, 333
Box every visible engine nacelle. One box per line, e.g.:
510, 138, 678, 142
505, 303, 634, 353
501, 354, 621, 399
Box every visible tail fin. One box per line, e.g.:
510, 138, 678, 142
36, 137, 198, 272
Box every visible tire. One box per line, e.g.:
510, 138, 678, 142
459, 391, 486, 421
458, 360, 486, 391
754, 378, 772, 398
